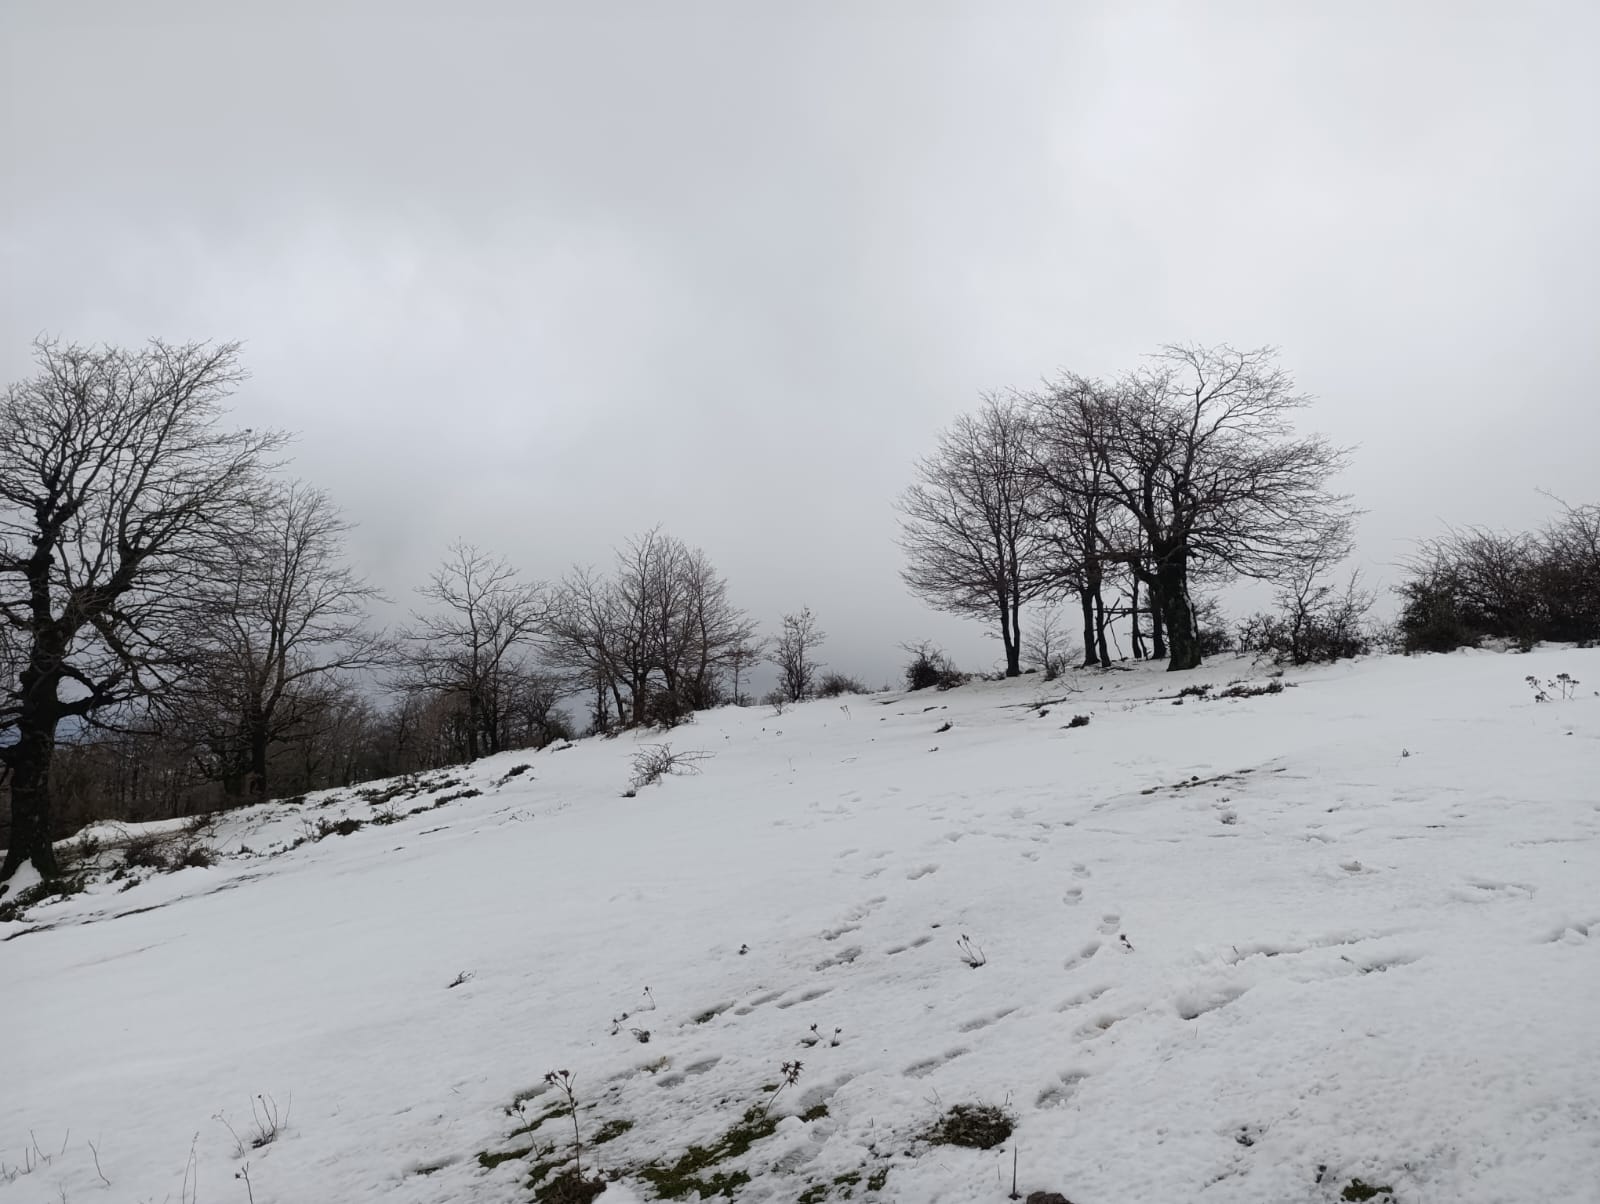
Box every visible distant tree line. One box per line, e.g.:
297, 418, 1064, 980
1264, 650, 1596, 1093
898, 345, 1354, 674
0, 340, 827, 882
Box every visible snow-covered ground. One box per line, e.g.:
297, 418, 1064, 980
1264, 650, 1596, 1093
5, 649, 1599, 1204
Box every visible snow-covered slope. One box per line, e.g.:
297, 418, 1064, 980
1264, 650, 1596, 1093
5, 650, 1598, 1204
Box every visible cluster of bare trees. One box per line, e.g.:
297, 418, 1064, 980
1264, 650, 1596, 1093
1398, 499, 1600, 652
543, 529, 764, 730
897, 345, 1354, 673
0, 340, 798, 883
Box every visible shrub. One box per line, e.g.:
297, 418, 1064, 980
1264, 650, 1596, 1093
1239, 570, 1374, 665
122, 830, 173, 870
815, 672, 867, 698
1190, 594, 1234, 657
902, 642, 968, 691
1398, 503, 1600, 652
629, 744, 712, 791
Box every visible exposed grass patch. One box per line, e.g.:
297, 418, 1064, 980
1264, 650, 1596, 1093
922, 1102, 1013, 1150
1341, 1179, 1395, 1202
477, 1144, 536, 1170
638, 1105, 778, 1199
592, 1118, 634, 1145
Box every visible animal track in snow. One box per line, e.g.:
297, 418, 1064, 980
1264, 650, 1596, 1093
1062, 886, 1083, 905
1451, 877, 1535, 903
903, 1047, 969, 1078
733, 989, 784, 1015
1076, 1010, 1131, 1040
1071, 863, 1091, 879
1175, 984, 1249, 1020
775, 986, 833, 1009
820, 923, 859, 941
1544, 919, 1598, 943
1055, 983, 1110, 1012
814, 945, 863, 970
885, 934, 934, 956
957, 1007, 1018, 1032
1063, 940, 1101, 971
1036, 1070, 1090, 1108
657, 1055, 721, 1087
906, 864, 939, 880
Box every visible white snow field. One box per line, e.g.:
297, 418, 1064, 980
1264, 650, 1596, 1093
4, 649, 1599, 1204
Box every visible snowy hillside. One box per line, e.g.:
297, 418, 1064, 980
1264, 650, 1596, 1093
5, 649, 1599, 1204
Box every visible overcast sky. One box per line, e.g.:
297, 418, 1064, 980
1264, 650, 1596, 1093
4, 2, 1597, 684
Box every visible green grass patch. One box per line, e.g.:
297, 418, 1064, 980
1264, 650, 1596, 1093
923, 1102, 1013, 1150
1342, 1180, 1395, 1202
638, 1105, 778, 1199
593, 1118, 634, 1145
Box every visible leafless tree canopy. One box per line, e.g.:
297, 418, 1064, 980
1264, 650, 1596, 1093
172, 481, 390, 799
0, 339, 283, 879
897, 395, 1048, 677
770, 607, 826, 703
542, 529, 758, 730
399, 543, 549, 761
899, 346, 1352, 672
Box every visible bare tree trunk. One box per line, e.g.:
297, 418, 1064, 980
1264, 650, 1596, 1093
1149, 586, 1167, 661
1078, 585, 1098, 669
1001, 593, 1022, 676
247, 724, 270, 799
1130, 575, 1146, 660
1, 694, 61, 881
1151, 545, 1201, 670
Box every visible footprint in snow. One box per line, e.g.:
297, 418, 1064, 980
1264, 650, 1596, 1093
957, 1007, 1018, 1032
1036, 1070, 1090, 1108
1063, 940, 1101, 971
1097, 912, 1122, 934
733, 989, 785, 1016
1072, 863, 1092, 879
1062, 886, 1083, 905
903, 1047, 969, 1078
906, 864, 939, 880
776, 986, 834, 1009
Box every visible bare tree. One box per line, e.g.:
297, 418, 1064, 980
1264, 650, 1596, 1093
725, 631, 769, 706
543, 530, 756, 727
1238, 549, 1374, 666
1022, 607, 1070, 679
1088, 346, 1352, 670
1027, 377, 1118, 668
176, 482, 388, 800
0, 339, 281, 882
399, 544, 547, 761
897, 396, 1049, 676
770, 607, 826, 702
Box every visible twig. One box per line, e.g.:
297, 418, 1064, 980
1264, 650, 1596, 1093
87, 1137, 110, 1186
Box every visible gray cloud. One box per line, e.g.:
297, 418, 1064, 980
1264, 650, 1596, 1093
4, 2, 1597, 682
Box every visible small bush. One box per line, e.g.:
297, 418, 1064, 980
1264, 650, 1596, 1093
1216, 679, 1285, 700
923, 1103, 1013, 1150
1065, 714, 1091, 728
815, 672, 868, 698
123, 831, 173, 870
0, 875, 87, 922
174, 843, 217, 869
902, 642, 968, 691
629, 744, 712, 791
